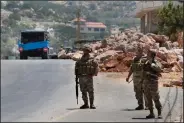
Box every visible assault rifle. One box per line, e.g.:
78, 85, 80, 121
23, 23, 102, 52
75, 75, 79, 105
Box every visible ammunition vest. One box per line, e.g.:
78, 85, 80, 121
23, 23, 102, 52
131, 57, 145, 77
143, 60, 160, 80
76, 58, 97, 76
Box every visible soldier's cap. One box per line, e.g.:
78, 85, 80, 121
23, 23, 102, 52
148, 49, 156, 57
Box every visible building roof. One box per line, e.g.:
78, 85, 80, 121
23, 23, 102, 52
86, 22, 106, 28
72, 18, 86, 22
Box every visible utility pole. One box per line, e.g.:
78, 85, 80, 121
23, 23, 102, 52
76, 8, 81, 49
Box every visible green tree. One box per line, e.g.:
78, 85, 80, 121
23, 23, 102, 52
86, 15, 99, 22
157, 1, 183, 41
89, 3, 96, 10
4, 1, 20, 11
9, 12, 21, 21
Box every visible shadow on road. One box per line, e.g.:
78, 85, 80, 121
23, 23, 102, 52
121, 108, 136, 111
66, 108, 80, 110
132, 117, 161, 120
132, 117, 148, 120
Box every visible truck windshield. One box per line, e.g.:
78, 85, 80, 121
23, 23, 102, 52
21, 32, 45, 44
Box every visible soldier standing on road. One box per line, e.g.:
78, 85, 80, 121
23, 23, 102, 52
142, 50, 162, 119
126, 46, 148, 110
75, 45, 98, 109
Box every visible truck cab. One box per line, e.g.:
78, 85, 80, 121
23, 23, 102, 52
18, 29, 50, 59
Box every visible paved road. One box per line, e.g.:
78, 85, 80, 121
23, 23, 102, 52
1, 60, 183, 122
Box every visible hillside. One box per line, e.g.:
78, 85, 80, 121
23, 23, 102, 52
1, 1, 139, 57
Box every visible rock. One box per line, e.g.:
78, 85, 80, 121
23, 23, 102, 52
104, 58, 119, 68
67, 53, 74, 58
171, 80, 183, 86
122, 56, 133, 67
131, 34, 140, 41
58, 50, 66, 59
147, 35, 156, 43
89, 53, 96, 58
177, 55, 183, 68
95, 50, 118, 62
172, 42, 179, 48
101, 39, 107, 48
139, 35, 155, 47
114, 43, 126, 51
136, 33, 144, 38
163, 83, 173, 87
173, 49, 183, 56
153, 43, 160, 50
166, 51, 178, 63
162, 41, 172, 50
119, 33, 127, 40
126, 45, 137, 52
71, 51, 83, 61
147, 33, 169, 44
69, 27, 182, 73
90, 42, 102, 50
171, 64, 182, 72
114, 62, 130, 72
156, 47, 168, 61
159, 47, 168, 53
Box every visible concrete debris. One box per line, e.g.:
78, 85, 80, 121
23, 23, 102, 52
58, 28, 183, 73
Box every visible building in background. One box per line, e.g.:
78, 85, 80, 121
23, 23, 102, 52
71, 18, 107, 34
71, 18, 108, 40
135, 1, 182, 34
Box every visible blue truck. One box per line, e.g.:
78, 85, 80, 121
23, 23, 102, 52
18, 30, 50, 59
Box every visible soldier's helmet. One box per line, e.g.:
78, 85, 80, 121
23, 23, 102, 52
148, 49, 156, 58
82, 45, 92, 52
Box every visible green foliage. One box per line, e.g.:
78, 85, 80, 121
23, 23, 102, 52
1, 1, 138, 57
4, 1, 20, 11
89, 3, 96, 10
9, 12, 21, 21
157, 1, 183, 41
86, 15, 99, 22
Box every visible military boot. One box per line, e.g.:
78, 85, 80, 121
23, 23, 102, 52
145, 107, 149, 110
157, 109, 162, 119
80, 102, 89, 109
135, 105, 144, 110
90, 98, 96, 109
146, 109, 155, 119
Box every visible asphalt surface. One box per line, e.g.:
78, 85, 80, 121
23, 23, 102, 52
1, 60, 183, 122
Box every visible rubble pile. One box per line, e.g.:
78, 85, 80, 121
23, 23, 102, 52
58, 28, 183, 73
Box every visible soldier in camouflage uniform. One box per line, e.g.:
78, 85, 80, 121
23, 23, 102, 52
142, 50, 162, 119
126, 47, 148, 110
75, 45, 98, 109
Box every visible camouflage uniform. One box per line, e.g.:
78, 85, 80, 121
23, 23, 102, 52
75, 46, 98, 109
130, 56, 148, 110
142, 51, 162, 118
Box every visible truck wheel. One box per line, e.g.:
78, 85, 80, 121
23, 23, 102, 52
20, 53, 24, 59
42, 52, 48, 59
24, 55, 28, 59
20, 53, 28, 60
